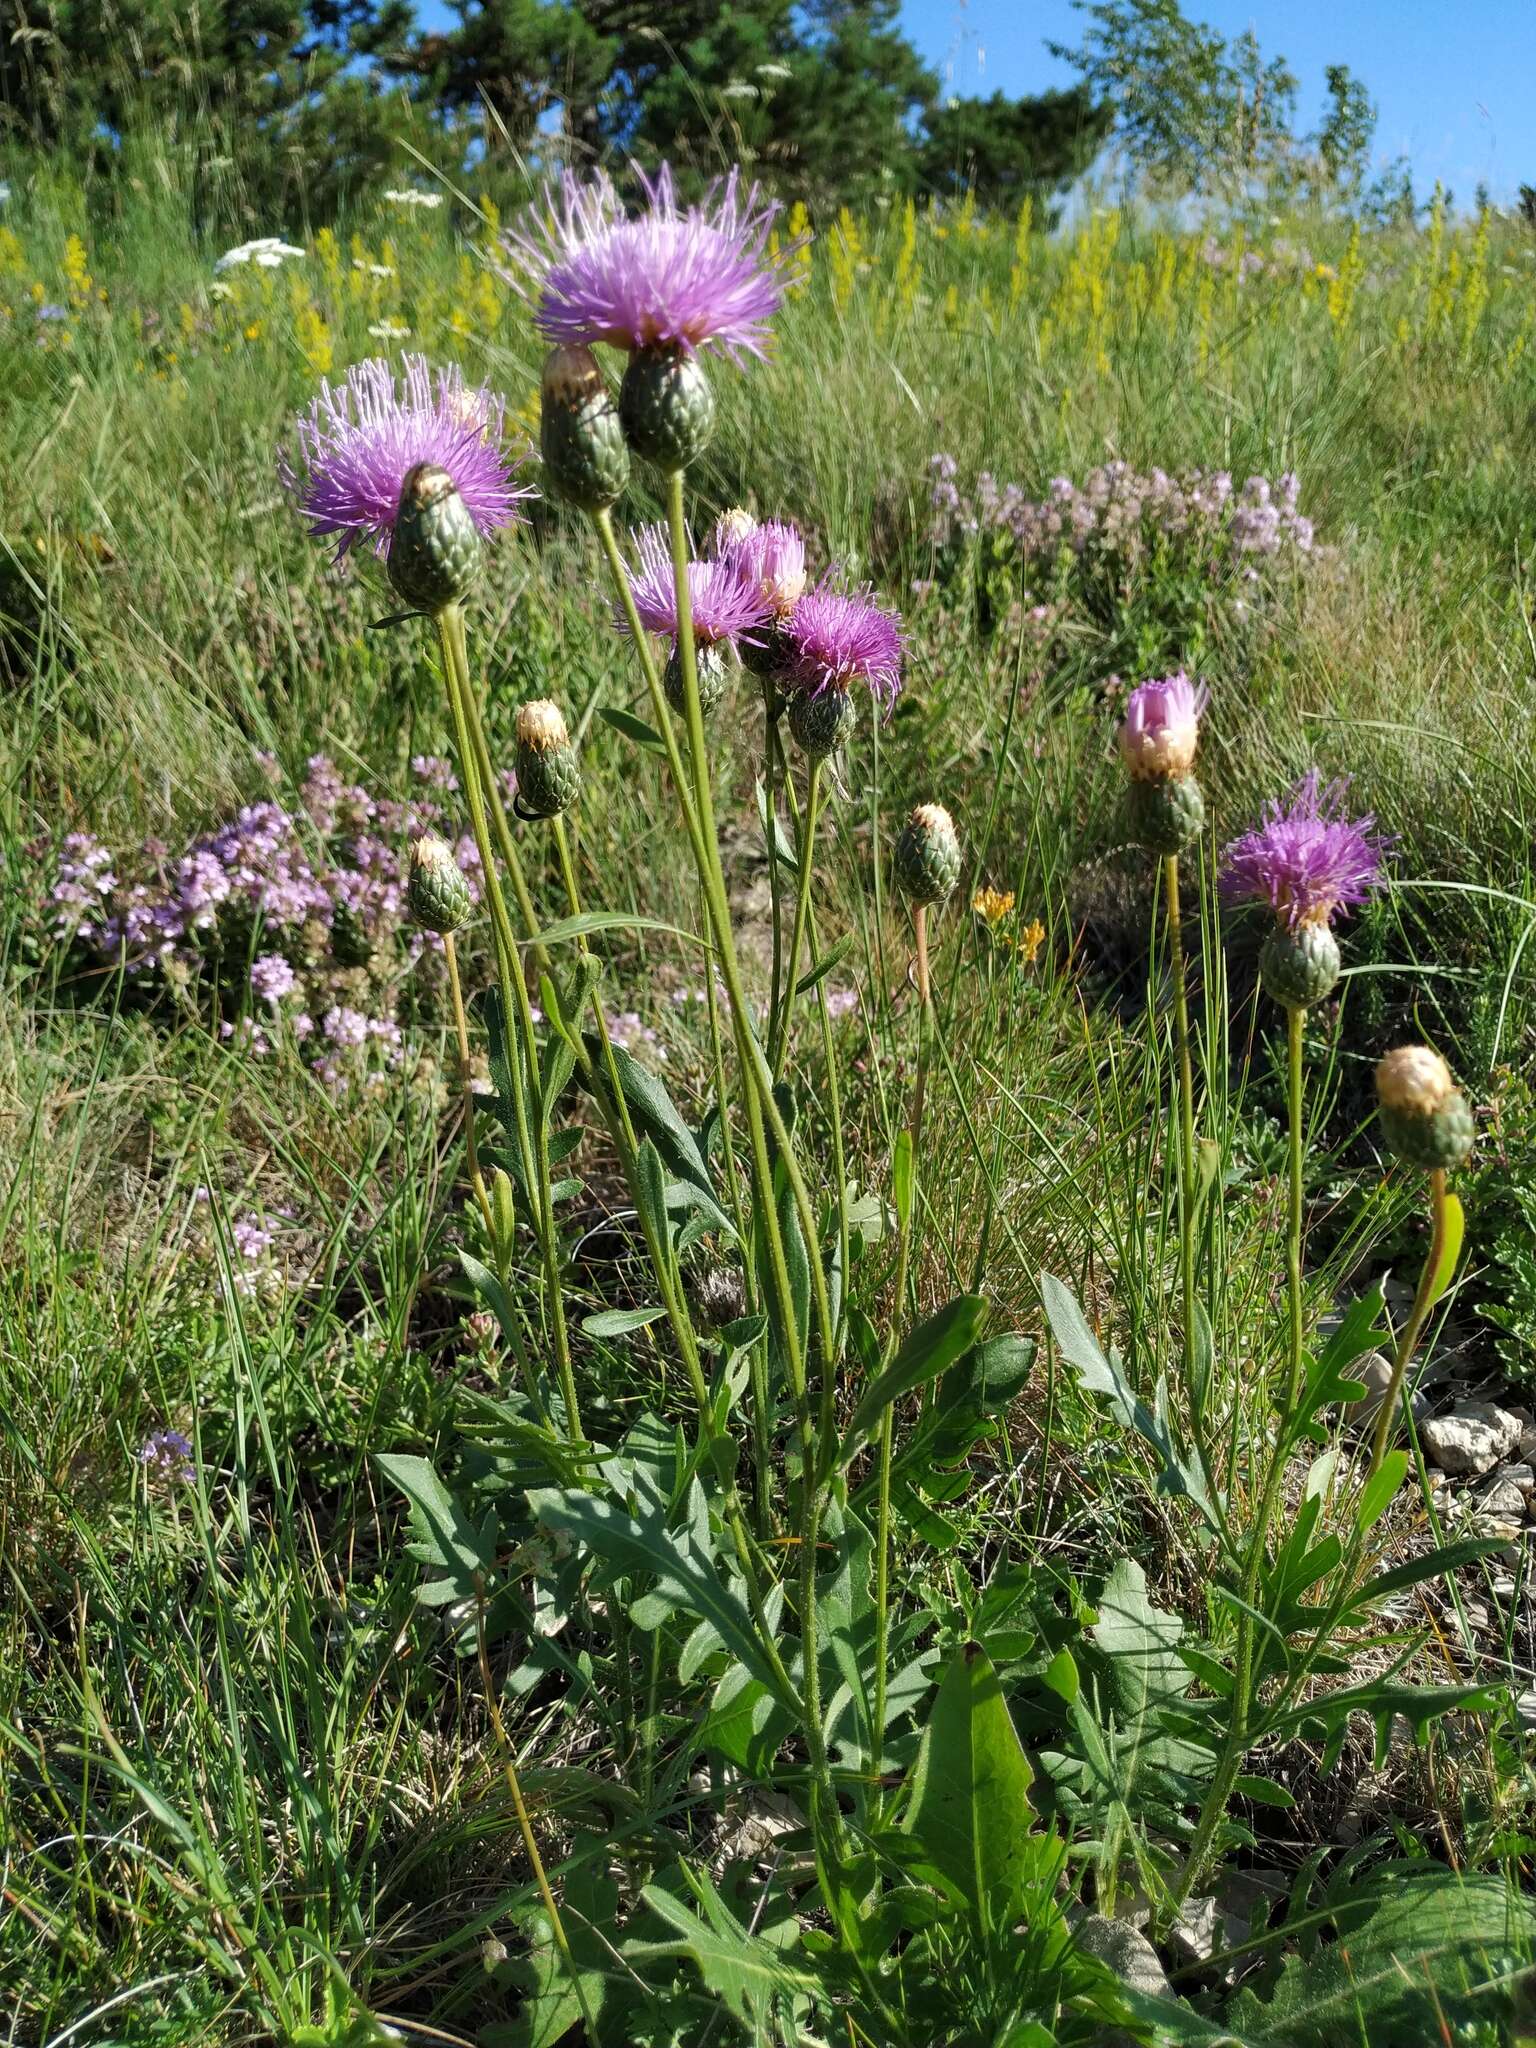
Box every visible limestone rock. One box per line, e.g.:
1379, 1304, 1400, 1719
1421, 1402, 1521, 1477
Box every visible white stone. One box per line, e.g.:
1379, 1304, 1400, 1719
1421, 1403, 1521, 1477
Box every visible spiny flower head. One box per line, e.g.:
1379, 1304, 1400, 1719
1119, 671, 1208, 780
281, 355, 531, 562
618, 521, 769, 647
725, 518, 807, 618
782, 583, 904, 711
503, 163, 792, 362
1220, 771, 1390, 930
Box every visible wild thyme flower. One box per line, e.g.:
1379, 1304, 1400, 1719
782, 584, 904, 712
1220, 771, 1390, 931
504, 163, 791, 362
281, 355, 530, 563
618, 522, 769, 648
1119, 672, 1208, 781
138, 1429, 195, 1482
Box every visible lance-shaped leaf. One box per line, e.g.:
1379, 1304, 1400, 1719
901, 1638, 1041, 1932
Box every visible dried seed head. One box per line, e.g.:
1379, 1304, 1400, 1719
515, 698, 570, 751
1376, 1045, 1454, 1117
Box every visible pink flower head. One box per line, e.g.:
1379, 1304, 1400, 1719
504, 163, 793, 362
618, 521, 770, 648
1119, 671, 1208, 779
782, 583, 904, 711
1221, 771, 1391, 930
281, 355, 532, 561
724, 519, 807, 618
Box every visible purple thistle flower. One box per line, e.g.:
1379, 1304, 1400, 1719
504, 163, 792, 363
1119, 671, 1209, 779
280, 355, 532, 562
1220, 771, 1391, 930
618, 521, 770, 647
724, 519, 807, 619
782, 583, 905, 711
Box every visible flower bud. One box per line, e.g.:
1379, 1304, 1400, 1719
1376, 1045, 1474, 1170
388, 462, 481, 611
894, 802, 962, 905
710, 507, 758, 555
664, 638, 731, 715
1259, 919, 1340, 1009
788, 684, 857, 760
407, 833, 472, 934
1125, 773, 1205, 855
695, 1265, 748, 1329
539, 344, 630, 512
490, 1167, 516, 1250
513, 699, 581, 818
1118, 673, 1207, 781
619, 344, 715, 470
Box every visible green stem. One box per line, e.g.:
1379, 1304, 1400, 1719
661, 465, 841, 1849
437, 604, 583, 1442
1163, 854, 1204, 1447
440, 604, 547, 976
442, 930, 493, 1241
763, 676, 788, 1060
773, 756, 823, 1079
1284, 999, 1306, 1417
1369, 1168, 1449, 1476
1174, 996, 1308, 1912
872, 902, 933, 1780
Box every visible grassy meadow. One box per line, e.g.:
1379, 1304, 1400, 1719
5, 140, 1536, 2043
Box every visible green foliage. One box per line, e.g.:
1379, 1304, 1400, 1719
1050, 0, 1297, 192
919, 85, 1112, 208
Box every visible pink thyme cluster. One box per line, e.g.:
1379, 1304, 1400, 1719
1119, 672, 1209, 780
48, 755, 481, 1092
504, 163, 794, 362
281, 355, 531, 561
1220, 771, 1391, 930
781, 583, 905, 712
618, 522, 771, 648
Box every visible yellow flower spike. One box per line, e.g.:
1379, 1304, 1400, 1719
972, 886, 1016, 932
1018, 919, 1046, 968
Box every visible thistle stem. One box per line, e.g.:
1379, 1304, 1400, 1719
873, 902, 933, 1781
1174, 995, 1309, 1914
774, 756, 823, 1078
1369, 1168, 1449, 1477
1163, 854, 1200, 1421
661, 463, 842, 1854
763, 676, 788, 1060
442, 930, 493, 1242
437, 603, 583, 1442
1284, 998, 1306, 1416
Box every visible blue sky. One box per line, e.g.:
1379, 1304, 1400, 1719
903, 0, 1528, 202
414, 2, 1532, 204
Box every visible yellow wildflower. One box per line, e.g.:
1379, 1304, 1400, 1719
972, 887, 1016, 931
